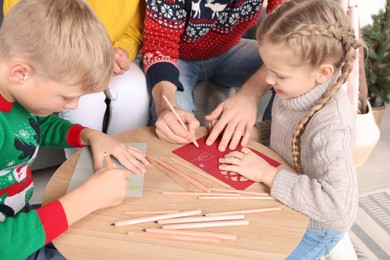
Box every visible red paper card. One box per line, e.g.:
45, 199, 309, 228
172, 135, 281, 190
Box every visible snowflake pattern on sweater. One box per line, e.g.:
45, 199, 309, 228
142, 0, 284, 91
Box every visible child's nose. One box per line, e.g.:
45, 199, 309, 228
265, 73, 275, 86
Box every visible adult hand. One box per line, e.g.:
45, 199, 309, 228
113, 48, 130, 75
152, 81, 200, 145
205, 90, 258, 151
80, 129, 149, 173
155, 107, 200, 144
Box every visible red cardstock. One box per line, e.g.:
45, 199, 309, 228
172, 135, 281, 190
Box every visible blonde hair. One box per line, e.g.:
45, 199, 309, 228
0, 0, 114, 92
257, 0, 361, 173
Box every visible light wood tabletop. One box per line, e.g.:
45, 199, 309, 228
42, 126, 308, 260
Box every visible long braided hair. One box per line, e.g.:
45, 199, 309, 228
256, 0, 361, 173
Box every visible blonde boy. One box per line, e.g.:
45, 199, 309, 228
0, 0, 148, 258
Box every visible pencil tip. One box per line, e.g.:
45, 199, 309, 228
111, 223, 115, 226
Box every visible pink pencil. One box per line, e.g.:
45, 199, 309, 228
162, 220, 249, 229
204, 207, 282, 216
157, 214, 245, 224
144, 228, 237, 240
128, 231, 219, 244
112, 209, 201, 227
198, 196, 274, 200
210, 188, 269, 197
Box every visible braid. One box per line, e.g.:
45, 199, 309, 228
290, 24, 361, 173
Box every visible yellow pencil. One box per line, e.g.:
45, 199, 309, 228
162, 95, 199, 148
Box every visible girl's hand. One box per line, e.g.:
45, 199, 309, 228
80, 129, 149, 173
218, 147, 277, 187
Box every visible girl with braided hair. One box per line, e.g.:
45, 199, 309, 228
219, 0, 361, 258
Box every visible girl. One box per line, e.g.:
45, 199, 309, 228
219, 0, 360, 259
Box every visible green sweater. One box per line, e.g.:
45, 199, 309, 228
0, 94, 85, 259
257, 76, 358, 232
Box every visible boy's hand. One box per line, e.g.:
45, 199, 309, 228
60, 167, 131, 225
80, 129, 149, 173
218, 147, 277, 188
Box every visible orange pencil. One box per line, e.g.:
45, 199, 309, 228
162, 95, 199, 148
147, 156, 193, 192
103, 152, 114, 169
204, 207, 282, 216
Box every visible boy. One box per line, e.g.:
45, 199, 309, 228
0, 0, 149, 258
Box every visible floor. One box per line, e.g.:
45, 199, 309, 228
31, 106, 390, 204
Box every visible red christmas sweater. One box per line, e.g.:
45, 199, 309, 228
0, 94, 85, 259
142, 0, 282, 91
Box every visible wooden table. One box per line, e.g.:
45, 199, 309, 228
42, 126, 308, 260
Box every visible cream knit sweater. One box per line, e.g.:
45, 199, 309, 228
258, 76, 358, 232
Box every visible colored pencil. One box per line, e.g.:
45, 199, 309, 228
170, 157, 233, 189
156, 158, 211, 192
112, 209, 201, 227
157, 214, 245, 224
124, 210, 180, 215
160, 191, 240, 196
198, 196, 274, 200
144, 228, 237, 240
204, 207, 282, 216
103, 151, 114, 169
160, 158, 212, 189
162, 95, 199, 148
210, 188, 269, 197
146, 156, 193, 192
162, 220, 249, 229
128, 231, 220, 243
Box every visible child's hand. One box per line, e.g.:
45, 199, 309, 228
60, 167, 131, 225
80, 129, 149, 173
218, 147, 277, 187
113, 48, 130, 75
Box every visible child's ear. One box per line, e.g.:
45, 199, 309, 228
315, 64, 334, 84
9, 61, 32, 84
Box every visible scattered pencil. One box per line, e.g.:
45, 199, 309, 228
198, 196, 274, 200
147, 156, 193, 192
112, 209, 201, 227
103, 151, 114, 169
157, 214, 245, 225
144, 228, 237, 240
170, 157, 233, 189
124, 210, 180, 215
204, 207, 282, 216
161, 220, 249, 229
210, 188, 269, 197
128, 231, 220, 244
162, 95, 199, 148
156, 158, 211, 192
160, 191, 240, 196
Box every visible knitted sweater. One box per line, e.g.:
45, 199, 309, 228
142, 0, 283, 91
257, 78, 358, 232
3, 0, 145, 61
0, 95, 85, 259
